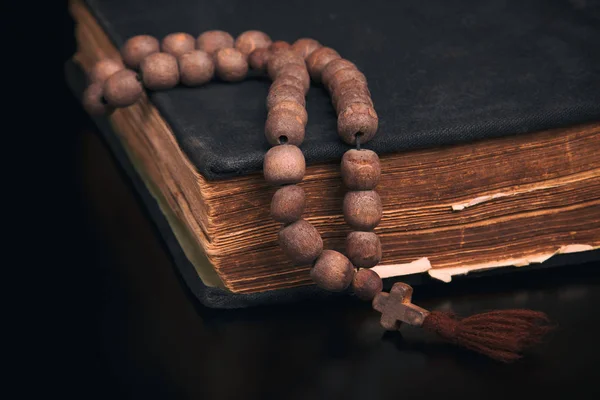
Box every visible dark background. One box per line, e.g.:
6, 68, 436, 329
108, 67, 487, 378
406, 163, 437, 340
10, 2, 600, 399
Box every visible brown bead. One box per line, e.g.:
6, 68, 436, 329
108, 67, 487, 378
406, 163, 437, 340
331, 79, 373, 112
276, 64, 310, 95
269, 40, 291, 52
270, 74, 307, 96
248, 48, 270, 71
103, 69, 143, 107
346, 231, 382, 268
265, 109, 305, 146
352, 268, 383, 301
82, 83, 113, 116
89, 59, 124, 84
269, 101, 308, 126
337, 103, 379, 145
321, 59, 357, 89
178, 50, 215, 86
278, 220, 323, 265
327, 68, 368, 93
263, 144, 306, 185
306, 47, 341, 82
266, 85, 305, 110
267, 49, 305, 80
270, 185, 306, 223
333, 70, 369, 88
121, 35, 160, 70
334, 90, 374, 115
291, 38, 322, 59
215, 48, 248, 81
343, 191, 383, 230
331, 78, 371, 100
341, 149, 381, 190
161, 33, 195, 58
196, 30, 234, 55
140, 52, 180, 90
311, 250, 355, 292
337, 87, 373, 105
235, 30, 272, 58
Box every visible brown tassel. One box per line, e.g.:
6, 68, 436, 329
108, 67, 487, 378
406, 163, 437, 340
373, 283, 555, 363
421, 309, 555, 362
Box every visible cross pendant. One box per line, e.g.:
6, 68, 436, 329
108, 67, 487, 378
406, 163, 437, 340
372, 282, 430, 330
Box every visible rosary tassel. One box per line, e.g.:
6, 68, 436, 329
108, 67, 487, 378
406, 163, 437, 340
373, 283, 555, 362
421, 309, 555, 362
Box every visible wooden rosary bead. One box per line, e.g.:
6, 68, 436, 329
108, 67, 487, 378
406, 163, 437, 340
177, 50, 215, 86
352, 268, 383, 301
269, 40, 291, 52
196, 30, 234, 55
327, 68, 368, 93
343, 190, 383, 230
341, 149, 381, 190
263, 144, 306, 185
278, 220, 323, 265
248, 48, 270, 71
82, 83, 113, 116
276, 64, 310, 95
291, 38, 322, 60
337, 103, 379, 145
140, 52, 180, 90
265, 108, 305, 146
89, 59, 124, 84
310, 250, 355, 292
215, 48, 248, 81
121, 35, 160, 70
235, 30, 272, 58
161, 32, 195, 58
332, 82, 371, 102
332, 80, 373, 112
266, 85, 306, 110
331, 77, 371, 98
103, 69, 143, 108
346, 231, 382, 268
270, 74, 307, 96
270, 185, 306, 223
334, 90, 374, 115
321, 59, 357, 89
267, 49, 305, 80
269, 101, 308, 126
306, 47, 341, 82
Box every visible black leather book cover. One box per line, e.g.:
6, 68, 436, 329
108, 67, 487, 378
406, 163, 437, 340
84, 0, 600, 180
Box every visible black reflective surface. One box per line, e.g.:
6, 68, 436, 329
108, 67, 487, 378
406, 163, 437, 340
69, 128, 600, 399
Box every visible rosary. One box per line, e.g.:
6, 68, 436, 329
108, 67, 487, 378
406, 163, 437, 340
83, 30, 553, 362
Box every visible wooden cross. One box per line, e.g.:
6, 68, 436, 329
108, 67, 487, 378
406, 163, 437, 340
373, 283, 430, 330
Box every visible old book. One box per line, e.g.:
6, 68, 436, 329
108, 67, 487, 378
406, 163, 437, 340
68, 0, 600, 302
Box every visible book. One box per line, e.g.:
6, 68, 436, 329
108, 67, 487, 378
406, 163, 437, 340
69, 0, 600, 300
